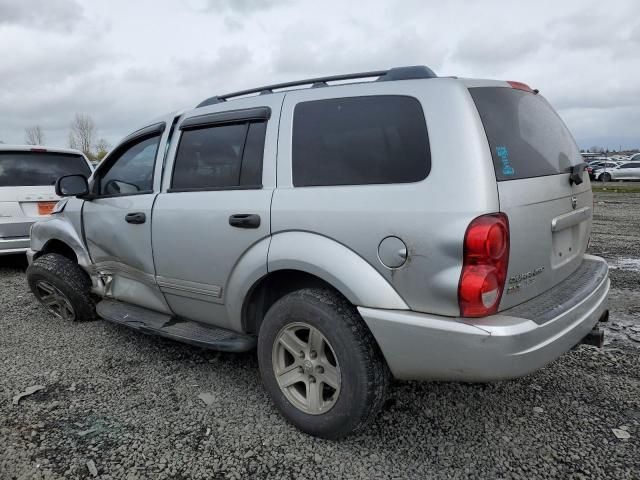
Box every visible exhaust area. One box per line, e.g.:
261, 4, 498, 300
579, 310, 609, 348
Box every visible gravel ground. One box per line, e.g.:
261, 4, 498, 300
1, 191, 639, 480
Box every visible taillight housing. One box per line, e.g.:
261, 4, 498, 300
458, 213, 510, 318
507, 81, 535, 93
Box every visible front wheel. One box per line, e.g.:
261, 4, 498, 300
257, 288, 390, 439
27, 253, 96, 322
601, 172, 612, 182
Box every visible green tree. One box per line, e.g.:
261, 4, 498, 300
94, 138, 111, 162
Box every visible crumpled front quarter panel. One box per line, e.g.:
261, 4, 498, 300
30, 197, 92, 268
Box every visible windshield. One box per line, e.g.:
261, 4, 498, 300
470, 87, 582, 181
0, 151, 91, 187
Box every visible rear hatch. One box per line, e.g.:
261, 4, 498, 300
469, 85, 592, 310
0, 150, 91, 219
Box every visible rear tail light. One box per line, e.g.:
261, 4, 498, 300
30, 147, 47, 152
458, 213, 510, 317
507, 81, 538, 94
37, 201, 58, 216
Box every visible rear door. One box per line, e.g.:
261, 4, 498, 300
630, 163, 640, 179
616, 162, 640, 179
470, 86, 592, 309
151, 98, 280, 329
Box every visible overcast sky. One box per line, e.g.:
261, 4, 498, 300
0, 0, 637, 150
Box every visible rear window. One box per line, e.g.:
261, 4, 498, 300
0, 152, 91, 187
292, 95, 430, 187
470, 87, 582, 181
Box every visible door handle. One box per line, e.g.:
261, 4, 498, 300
125, 212, 146, 224
229, 214, 260, 229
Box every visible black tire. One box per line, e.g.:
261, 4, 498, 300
257, 288, 390, 439
27, 253, 96, 322
601, 173, 611, 182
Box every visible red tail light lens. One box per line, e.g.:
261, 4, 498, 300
458, 213, 510, 317
507, 81, 534, 93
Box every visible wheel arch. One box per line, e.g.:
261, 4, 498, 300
35, 239, 78, 263
241, 269, 349, 334
30, 217, 92, 268
233, 231, 409, 334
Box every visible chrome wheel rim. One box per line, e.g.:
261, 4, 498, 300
35, 280, 76, 321
272, 322, 341, 415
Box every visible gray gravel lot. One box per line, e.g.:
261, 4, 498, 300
1, 191, 639, 480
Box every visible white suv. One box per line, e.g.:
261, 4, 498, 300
0, 145, 92, 255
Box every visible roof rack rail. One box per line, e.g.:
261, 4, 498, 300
196, 65, 437, 108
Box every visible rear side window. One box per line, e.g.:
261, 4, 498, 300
470, 87, 582, 181
171, 121, 266, 191
292, 95, 430, 187
0, 152, 90, 187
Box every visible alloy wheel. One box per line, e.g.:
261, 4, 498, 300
35, 280, 76, 321
272, 322, 341, 415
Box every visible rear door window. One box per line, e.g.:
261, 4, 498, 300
0, 152, 90, 187
470, 87, 582, 181
171, 121, 266, 191
292, 95, 430, 187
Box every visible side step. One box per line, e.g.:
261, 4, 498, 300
96, 299, 257, 352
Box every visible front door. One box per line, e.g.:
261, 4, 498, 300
617, 162, 640, 180
83, 123, 170, 312
152, 98, 281, 329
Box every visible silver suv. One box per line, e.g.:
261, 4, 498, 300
26, 66, 609, 439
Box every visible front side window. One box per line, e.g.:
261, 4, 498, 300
99, 134, 161, 195
292, 95, 431, 187
171, 121, 266, 190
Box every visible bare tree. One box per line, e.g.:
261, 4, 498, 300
94, 138, 111, 162
24, 125, 45, 145
68, 113, 95, 158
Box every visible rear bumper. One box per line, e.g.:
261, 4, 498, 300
0, 237, 30, 255
0, 219, 34, 255
359, 255, 609, 381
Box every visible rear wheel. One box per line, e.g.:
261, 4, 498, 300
27, 253, 96, 322
257, 288, 390, 439
601, 172, 612, 182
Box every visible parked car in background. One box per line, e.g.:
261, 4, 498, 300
0, 145, 92, 255
588, 161, 622, 179
25, 66, 609, 438
595, 161, 640, 182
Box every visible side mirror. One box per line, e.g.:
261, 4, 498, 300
55, 174, 89, 197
